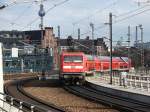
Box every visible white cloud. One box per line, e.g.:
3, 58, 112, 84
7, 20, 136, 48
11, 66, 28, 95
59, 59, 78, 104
0, 0, 150, 43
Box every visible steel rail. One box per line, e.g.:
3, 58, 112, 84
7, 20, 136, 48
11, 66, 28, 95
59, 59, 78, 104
4, 77, 65, 112
64, 84, 150, 112
17, 78, 65, 112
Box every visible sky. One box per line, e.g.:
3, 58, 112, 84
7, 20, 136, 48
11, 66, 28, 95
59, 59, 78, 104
0, 0, 150, 46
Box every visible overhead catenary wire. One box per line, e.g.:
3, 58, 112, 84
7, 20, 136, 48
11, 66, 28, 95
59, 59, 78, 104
0, 16, 24, 28
72, 0, 119, 36
77, 4, 150, 38
0, 0, 69, 30
72, 0, 119, 25
115, 7, 150, 24
4, 0, 36, 7
0, 0, 45, 29
12, 3, 33, 22
21, 0, 70, 30
116, 3, 150, 17
1, 0, 150, 37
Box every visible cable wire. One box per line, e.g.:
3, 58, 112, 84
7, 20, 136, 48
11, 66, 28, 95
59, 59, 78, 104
12, 3, 33, 22
78, 5, 150, 37
115, 7, 150, 24
21, 0, 70, 30
72, 0, 119, 25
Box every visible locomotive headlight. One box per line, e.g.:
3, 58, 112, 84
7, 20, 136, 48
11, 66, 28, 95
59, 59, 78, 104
63, 66, 71, 69
75, 66, 83, 69
63, 66, 83, 69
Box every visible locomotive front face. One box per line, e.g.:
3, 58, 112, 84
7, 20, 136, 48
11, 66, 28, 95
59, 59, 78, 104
60, 52, 87, 74
62, 55, 84, 73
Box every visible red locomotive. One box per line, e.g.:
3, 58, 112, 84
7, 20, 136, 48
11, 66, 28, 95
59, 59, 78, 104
60, 52, 131, 84
60, 52, 86, 84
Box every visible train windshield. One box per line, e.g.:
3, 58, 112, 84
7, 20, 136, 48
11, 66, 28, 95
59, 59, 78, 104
64, 56, 83, 62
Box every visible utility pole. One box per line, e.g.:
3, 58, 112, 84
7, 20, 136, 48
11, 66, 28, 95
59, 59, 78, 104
90, 23, 94, 57
58, 26, 60, 38
135, 26, 138, 47
139, 25, 144, 68
57, 25, 60, 70
104, 13, 113, 84
90, 23, 95, 71
58, 25, 60, 55
127, 26, 131, 68
109, 13, 113, 84
78, 28, 80, 40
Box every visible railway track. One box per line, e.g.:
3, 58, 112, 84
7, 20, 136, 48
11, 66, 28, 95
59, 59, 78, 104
23, 79, 117, 112
64, 84, 150, 112
4, 77, 65, 112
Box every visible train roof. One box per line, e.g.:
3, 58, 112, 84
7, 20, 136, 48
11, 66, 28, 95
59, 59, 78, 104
98, 56, 129, 62
61, 52, 130, 63
61, 52, 85, 56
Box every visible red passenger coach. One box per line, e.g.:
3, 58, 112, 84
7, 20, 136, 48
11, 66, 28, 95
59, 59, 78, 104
60, 52, 131, 85
60, 52, 86, 84
98, 56, 131, 72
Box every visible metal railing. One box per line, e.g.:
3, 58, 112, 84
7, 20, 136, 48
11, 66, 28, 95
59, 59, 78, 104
0, 93, 23, 112
88, 72, 150, 93
0, 92, 47, 112
101, 75, 150, 92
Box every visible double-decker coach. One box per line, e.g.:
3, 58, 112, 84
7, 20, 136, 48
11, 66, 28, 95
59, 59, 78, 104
60, 52, 131, 85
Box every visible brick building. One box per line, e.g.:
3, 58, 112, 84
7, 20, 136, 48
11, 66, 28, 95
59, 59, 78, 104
0, 28, 108, 69
0, 28, 59, 69
58, 36, 108, 56
25, 27, 58, 68
42, 27, 58, 68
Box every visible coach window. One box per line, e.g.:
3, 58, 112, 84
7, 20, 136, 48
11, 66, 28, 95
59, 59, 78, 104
120, 66, 123, 69
124, 66, 127, 68
64, 56, 83, 62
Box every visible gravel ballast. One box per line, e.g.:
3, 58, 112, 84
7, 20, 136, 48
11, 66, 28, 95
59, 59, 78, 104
24, 86, 119, 112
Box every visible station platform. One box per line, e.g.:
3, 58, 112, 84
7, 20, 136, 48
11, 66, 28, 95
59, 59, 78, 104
86, 76, 150, 96
86, 75, 150, 104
